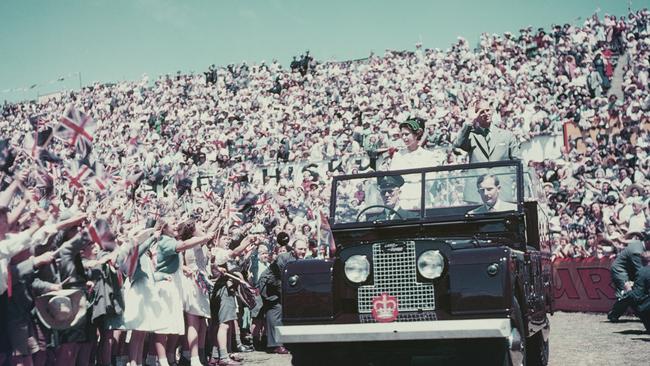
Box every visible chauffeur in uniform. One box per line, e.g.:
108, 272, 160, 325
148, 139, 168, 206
454, 100, 521, 162
365, 175, 419, 221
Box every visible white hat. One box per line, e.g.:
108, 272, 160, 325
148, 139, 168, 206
34, 289, 88, 330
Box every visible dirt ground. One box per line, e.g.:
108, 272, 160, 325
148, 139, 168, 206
238, 311, 649, 365
547, 312, 649, 366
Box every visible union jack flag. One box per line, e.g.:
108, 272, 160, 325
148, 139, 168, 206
63, 161, 94, 190
55, 107, 95, 157
123, 171, 144, 190
35, 168, 54, 199
92, 163, 111, 192
22, 127, 53, 159
102, 165, 120, 185
28, 114, 47, 130
194, 272, 213, 295
203, 190, 216, 203
230, 211, 244, 226
87, 218, 116, 251
138, 192, 154, 207
253, 193, 269, 207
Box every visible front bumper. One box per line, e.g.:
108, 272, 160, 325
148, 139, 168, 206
278, 318, 511, 344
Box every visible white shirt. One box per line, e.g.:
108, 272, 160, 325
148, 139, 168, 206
0, 226, 51, 295
469, 199, 517, 214
628, 212, 646, 233
389, 146, 441, 171
254, 260, 270, 284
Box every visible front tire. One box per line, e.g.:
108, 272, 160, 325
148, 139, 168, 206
525, 320, 549, 366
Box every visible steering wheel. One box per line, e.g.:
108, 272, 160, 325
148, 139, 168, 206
356, 205, 404, 222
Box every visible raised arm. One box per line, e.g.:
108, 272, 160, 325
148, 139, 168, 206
6, 198, 29, 227
0, 170, 29, 207
453, 122, 473, 152
175, 231, 217, 253
231, 234, 258, 258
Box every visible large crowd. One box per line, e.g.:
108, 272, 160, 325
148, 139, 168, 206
0, 8, 649, 366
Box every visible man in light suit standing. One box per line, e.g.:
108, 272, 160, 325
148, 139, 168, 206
454, 100, 521, 163
455, 100, 521, 203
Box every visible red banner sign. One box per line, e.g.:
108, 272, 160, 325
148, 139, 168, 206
552, 257, 616, 313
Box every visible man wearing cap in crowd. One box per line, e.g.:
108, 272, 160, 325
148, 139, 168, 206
454, 100, 521, 163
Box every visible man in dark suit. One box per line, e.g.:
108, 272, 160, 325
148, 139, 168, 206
608, 231, 648, 322
259, 252, 296, 355
250, 244, 270, 287
607, 235, 650, 330
454, 100, 521, 163
248, 244, 270, 350
628, 250, 650, 333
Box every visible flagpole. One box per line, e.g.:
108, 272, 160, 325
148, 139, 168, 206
316, 210, 322, 250
78, 72, 82, 89
213, 183, 232, 247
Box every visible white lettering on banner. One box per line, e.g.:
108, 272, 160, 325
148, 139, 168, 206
193, 133, 561, 189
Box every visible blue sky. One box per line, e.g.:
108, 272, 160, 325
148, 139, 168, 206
0, 0, 641, 102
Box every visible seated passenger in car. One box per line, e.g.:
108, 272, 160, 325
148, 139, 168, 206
468, 174, 517, 214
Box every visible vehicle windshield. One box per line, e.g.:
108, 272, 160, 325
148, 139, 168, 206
333, 164, 522, 225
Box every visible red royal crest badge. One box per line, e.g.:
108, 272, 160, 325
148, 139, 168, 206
371, 293, 398, 322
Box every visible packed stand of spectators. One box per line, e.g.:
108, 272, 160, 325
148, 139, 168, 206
0, 8, 649, 366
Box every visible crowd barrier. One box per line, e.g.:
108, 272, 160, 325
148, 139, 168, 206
552, 257, 616, 313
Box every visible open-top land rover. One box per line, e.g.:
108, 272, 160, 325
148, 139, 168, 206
278, 160, 553, 365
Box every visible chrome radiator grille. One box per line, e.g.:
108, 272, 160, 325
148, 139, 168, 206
357, 241, 435, 314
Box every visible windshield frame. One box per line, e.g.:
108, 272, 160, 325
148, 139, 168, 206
328, 160, 526, 228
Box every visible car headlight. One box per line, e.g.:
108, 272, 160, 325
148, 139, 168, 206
344, 255, 370, 283
418, 250, 445, 279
